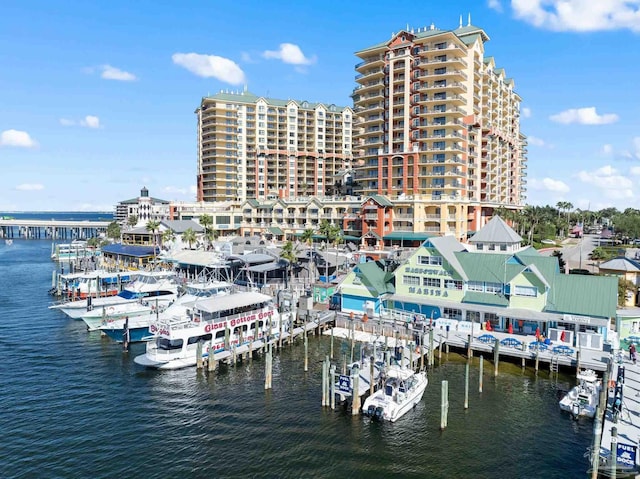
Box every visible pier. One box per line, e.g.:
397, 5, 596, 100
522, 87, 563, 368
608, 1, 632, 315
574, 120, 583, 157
0, 218, 110, 239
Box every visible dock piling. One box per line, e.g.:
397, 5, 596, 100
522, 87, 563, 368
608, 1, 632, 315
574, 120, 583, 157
467, 334, 472, 359
321, 358, 328, 406
464, 361, 469, 410
330, 365, 336, 410
369, 357, 375, 396
352, 365, 360, 416
611, 426, 617, 479
590, 406, 601, 479
440, 380, 449, 430
479, 355, 484, 392
196, 341, 203, 369
304, 330, 309, 372
330, 327, 334, 359
429, 328, 434, 365
264, 343, 272, 390
493, 338, 500, 377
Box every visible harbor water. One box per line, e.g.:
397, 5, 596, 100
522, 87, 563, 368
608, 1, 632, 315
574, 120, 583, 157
0, 229, 593, 478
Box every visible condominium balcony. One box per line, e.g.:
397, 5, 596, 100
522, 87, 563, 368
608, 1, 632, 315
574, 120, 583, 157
355, 55, 385, 71
355, 68, 385, 81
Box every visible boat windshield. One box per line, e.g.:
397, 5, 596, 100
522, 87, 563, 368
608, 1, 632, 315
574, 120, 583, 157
117, 290, 143, 300
157, 338, 183, 351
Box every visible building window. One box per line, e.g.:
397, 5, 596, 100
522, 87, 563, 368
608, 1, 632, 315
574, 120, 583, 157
423, 277, 441, 287
514, 285, 537, 297
403, 275, 420, 286
444, 279, 462, 290
443, 307, 462, 320
476, 243, 483, 250
417, 255, 442, 266
467, 281, 483, 292
485, 282, 502, 294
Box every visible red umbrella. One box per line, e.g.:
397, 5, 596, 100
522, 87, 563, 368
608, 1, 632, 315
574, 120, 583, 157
560, 330, 566, 342
508, 323, 514, 334
535, 327, 541, 341
486, 320, 492, 331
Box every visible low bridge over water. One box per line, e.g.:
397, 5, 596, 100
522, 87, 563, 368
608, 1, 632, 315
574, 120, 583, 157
0, 219, 111, 240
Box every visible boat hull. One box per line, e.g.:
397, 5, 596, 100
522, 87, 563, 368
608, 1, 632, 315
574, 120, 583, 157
82, 308, 154, 331
362, 371, 428, 422
101, 327, 152, 343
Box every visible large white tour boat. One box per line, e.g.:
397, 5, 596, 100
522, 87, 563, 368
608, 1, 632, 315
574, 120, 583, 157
99, 279, 232, 343
362, 365, 428, 422
134, 291, 294, 370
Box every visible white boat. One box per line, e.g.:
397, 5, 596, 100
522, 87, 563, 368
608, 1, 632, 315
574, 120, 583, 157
98, 279, 232, 342
81, 301, 157, 331
559, 369, 601, 418
134, 291, 294, 370
50, 270, 178, 319
362, 366, 428, 422
51, 240, 100, 262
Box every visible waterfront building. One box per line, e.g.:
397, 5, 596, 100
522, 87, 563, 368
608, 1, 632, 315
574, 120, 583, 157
598, 256, 640, 307
195, 90, 355, 203
336, 217, 617, 350
114, 187, 171, 225
352, 18, 527, 239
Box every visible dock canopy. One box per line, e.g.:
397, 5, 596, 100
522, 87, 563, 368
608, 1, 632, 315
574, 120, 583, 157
101, 244, 159, 257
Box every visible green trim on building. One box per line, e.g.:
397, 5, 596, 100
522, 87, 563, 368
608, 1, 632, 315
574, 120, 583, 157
268, 227, 284, 235
383, 232, 432, 241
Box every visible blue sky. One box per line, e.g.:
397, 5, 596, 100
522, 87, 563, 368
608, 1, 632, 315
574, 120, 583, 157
1, 0, 639, 212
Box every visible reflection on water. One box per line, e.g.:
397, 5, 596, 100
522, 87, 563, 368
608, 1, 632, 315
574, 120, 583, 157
0, 241, 592, 479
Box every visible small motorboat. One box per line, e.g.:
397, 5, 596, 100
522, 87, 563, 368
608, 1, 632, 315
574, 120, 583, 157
559, 369, 601, 419
362, 365, 428, 422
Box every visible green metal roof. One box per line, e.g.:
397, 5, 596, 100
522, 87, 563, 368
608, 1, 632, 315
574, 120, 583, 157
268, 227, 284, 235
355, 262, 395, 296
455, 253, 524, 283
365, 194, 393, 207
343, 235, 360, 241
383, 232, 432, 241
545, 274, 617, 319
462, 292, 509, 307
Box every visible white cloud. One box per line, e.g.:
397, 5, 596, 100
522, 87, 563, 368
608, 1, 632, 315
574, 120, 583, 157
601, 144, 614, 155
576, 164, 635, 200
488, 0, 503, 12
527, 135, 546, 147
529, 177, 570, 194
521, 107, 531, 118
549, 107, 618, 125
630, 166, 640, 176
60, 116, 101, 128
100, 64, 137, 81
240, 52, 255, 63
0, 129, 37, 148
163, 185, 192, 196
80, 115, 101, 129
172, 53, 246, 85
15, 183, 44, 191
263, 43, 316, 65
511, 0, 640, 32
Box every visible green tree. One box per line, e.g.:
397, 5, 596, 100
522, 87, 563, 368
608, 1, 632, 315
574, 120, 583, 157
106, 221, 121, 241
618, 277, 636, 306
279, 240, 298, 288
146, 220, 161, 262
181, 228, 197, 250
162, 229, 176, 247
127, 215, 138, 229
199, 214, 214, 247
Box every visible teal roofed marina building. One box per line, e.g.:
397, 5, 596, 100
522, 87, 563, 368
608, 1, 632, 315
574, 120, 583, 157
336, 216, 617, 351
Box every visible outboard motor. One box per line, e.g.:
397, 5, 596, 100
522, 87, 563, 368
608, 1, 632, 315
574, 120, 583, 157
374, 407, 384, 420
366, 405, 376, 417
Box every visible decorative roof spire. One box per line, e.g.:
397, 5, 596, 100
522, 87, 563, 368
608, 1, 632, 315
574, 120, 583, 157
468, 12, 472, 26
459, 14, 463, 28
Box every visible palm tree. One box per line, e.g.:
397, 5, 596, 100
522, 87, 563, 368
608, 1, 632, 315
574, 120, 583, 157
146, 220, 161, 262
205, 228, 219, 249
199, 214, 214, 248
181, 228, 197, 250
127, 215, 138, 229
300, 228, 315, 283
279, 240, 298, 288
106, 221, 121, 242
162, 229, 175, 248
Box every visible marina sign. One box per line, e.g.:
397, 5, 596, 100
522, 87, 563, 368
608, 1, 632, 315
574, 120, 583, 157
338, 375, 352, 393
617, 442, 637, 469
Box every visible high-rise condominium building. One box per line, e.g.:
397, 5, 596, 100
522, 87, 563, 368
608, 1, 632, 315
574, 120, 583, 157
352, 19, 527, 235
196, 91, 355, 203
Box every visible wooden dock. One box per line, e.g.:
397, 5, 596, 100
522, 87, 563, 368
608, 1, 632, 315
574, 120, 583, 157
0, 218, 110, 239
